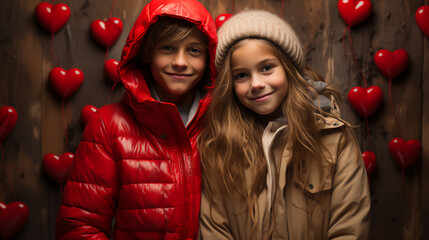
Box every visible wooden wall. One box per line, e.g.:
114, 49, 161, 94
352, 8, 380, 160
0, 0, 427, 239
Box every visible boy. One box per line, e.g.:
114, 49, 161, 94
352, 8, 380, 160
55, 0, 217, 239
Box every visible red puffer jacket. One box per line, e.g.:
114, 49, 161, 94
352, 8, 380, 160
55, 0, 217, 239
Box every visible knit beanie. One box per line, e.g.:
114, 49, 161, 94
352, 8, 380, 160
216, 10, 305, 71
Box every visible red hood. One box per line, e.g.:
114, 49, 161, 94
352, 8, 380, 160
118, 0, 217, 103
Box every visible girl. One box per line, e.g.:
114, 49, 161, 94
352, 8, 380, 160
56, 0, 217, 239
198, 10, 370, 240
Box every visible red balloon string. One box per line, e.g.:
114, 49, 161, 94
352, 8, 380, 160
104, 48, 110, 63
364, 116, 373, 151
61, 100, 69, 151
51, 0, 56, 5
67, 100, 71, 131
231, 0, 235, 14
109, 0, 116, 18
0, 142, 17, 200
110, 82, 118, 93
342, 25, 351, 57
342, 26, 368, 88
388, 78, 403, 138
348, 29, 368, 88
67, 101, 71, 151
280, 0, 285, 16
51, 32, 59, 67
104, 82, 118, 106
343, 26, 373, 150
1, 143, 4, 173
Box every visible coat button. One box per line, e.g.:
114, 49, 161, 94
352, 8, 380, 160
308, 184, 314, 189
161, 134, 166, 139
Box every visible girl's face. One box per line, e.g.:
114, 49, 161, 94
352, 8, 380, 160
231, 40, 288, 116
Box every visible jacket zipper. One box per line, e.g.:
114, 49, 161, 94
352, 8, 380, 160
180, 108, 196, 239
185, 102, 204, 239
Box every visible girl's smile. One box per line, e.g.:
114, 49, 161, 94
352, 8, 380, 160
249, 92, 274, 102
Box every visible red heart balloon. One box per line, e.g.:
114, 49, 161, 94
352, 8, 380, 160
49, 67, 84, 99
215, 13, 233, 29
389, 138, 421, 169
416, 6, 429, 38
81, 105, 98, 127
362, 151, 376, 175
337, 0, 372, 26
104, 59, 120, 83
90, 17, 123, 48
0, 201, 29, 239
0, 106, 18, 142
43, 152, 75, 183
34, 2, 71, 33
347, 86, 383, 118
374, 49, 409, 79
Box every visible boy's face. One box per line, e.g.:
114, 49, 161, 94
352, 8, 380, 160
149, 33, 207, 106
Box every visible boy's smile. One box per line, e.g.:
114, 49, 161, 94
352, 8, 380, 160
150, 33, 207, 106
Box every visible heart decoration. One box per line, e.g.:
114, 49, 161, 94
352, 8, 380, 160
416, 6, 429, 38
337, 0, 372, 27
43, 152, 75, 183
0, 106, 18, 142
374, 49, 409, 79
104, 59, 120, 83
81, 105, 98, 127
0, 201, 29, 239
90, 17, 123, 48
215, 13, 233, 29
389, 138, 422, 169
348, 86, 383, 118
49, 67, 84, 99
362, 151, 377, 175
34, 2, 71, 33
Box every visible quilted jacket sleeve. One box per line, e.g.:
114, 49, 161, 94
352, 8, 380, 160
56, 113, 118, 240
327, 128, 371, 240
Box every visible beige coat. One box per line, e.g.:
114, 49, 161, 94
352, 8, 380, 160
200, 116, 371, 240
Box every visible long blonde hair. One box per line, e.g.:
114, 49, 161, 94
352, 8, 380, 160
198, 38, 344, 238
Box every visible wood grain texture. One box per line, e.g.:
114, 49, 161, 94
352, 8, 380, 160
421, 17, 429, 240
0, 0, 427, 239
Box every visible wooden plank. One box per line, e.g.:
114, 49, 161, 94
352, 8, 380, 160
0, 0, 427, 239
370, 1, 423, 239
420, 11, 429, 240
0, 0, 49, 239
38, 1, 145, 239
